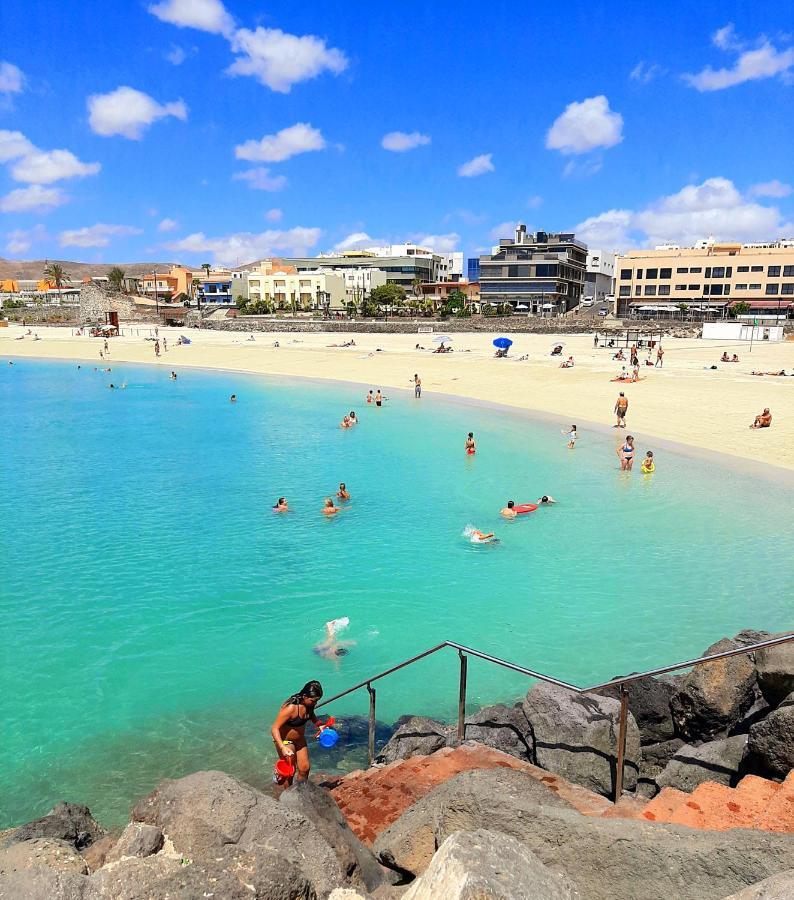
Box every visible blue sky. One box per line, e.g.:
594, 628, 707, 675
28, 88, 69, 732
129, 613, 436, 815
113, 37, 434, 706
0, 0, 793, 265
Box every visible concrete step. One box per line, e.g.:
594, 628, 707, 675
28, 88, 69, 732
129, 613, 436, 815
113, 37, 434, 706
755, 771, 794, 833
640, 787, 690, 823
668, 783, 747, 831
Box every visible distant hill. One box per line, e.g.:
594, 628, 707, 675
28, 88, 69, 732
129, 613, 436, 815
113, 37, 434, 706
0, 258, 179, 280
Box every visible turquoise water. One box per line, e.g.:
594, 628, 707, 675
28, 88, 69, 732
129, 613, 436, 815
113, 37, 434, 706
1, 359, 792, 827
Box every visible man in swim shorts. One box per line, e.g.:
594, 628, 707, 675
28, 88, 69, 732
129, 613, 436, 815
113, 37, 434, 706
614, 392, 628, 428
500, 500, 517, 518
750, 408, 772, 429
414, 374, 421, 398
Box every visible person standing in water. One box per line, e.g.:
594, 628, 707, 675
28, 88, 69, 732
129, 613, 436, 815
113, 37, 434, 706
465, 432, 476, 455
618, 435, 636, 471
414, 374, 421, 398
270, 681, 326, 784
337, 483, 350, 500
323, 498, 341, 515
500, 500, 517, 518
366, 390, 374, 404
563, 425, 577, 449
375, 389, 383, 407
273, 497, 289, 511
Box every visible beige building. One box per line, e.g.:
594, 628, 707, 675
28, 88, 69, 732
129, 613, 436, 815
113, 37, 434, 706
247, 268, 347, 311
615, 241, 794, 319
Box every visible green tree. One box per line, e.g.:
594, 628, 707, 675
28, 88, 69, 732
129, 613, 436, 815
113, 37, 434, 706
370, 283, 406, 309
107, 266, 125, 292
730, 301, 750, 318
43, 262, 69, 293
201, 263, 211, 278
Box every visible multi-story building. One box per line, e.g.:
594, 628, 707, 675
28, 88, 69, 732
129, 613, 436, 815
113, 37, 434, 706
615, 240, 794, 319
246, 269, 347, 311
467, 258, 481, 282
420, 279, 480, 307
478, 225, 587, 314
140, 266, 193, 302
584, 250, 615, 303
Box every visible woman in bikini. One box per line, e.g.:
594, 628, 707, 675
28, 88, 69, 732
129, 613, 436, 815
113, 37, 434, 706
270, 681, 325, 784
617, 435, 636, 471
465, 432, 476, 455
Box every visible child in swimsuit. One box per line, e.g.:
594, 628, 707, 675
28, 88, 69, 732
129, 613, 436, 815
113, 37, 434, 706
641, 451, 655, 474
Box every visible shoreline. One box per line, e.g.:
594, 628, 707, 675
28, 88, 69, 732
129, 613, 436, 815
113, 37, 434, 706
3, 323, 793, 477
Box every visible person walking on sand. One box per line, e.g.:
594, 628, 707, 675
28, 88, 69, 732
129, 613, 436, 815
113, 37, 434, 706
414, 374, 422, 398
614, 392, 628, 428
656, 345, 664, 367
104, 339, 109, 355
270, 680, 328, 785
617, 435, 636, 471
465, 432, 476, 455
155, 339, 160, 358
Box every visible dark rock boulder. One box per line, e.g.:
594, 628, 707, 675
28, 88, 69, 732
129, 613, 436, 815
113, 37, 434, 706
754, 639, 794, 708
655, 734, 748, 792
670, 637, 757, 741
103, 823, 163, 865
279, 780, 394, 892
462, 703, 533, 761
131, 770, 345, 896
374, 768, 794, 900
375, 717, 453, 764
401, 829, 578, 899
746, 692, 794, 779
4, 803, 104, 851
601, 676, 676, 744
636, 738, 685, 798
521, 682, 641, 796
0, 838, 89, 875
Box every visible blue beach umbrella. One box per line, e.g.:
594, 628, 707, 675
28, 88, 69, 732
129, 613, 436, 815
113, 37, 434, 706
493, 337, 513, 349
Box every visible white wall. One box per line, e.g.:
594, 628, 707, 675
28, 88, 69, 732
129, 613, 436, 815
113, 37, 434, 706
702, 322, 783, 341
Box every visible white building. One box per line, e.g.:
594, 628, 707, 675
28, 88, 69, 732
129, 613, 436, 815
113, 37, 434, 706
584, 249, 615, 302
246, 268, 348, 310
326, 267, 387, 300
321, 242, 463, 282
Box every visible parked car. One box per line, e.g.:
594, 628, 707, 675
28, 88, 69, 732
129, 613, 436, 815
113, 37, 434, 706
580, 298, 594, 308
598, 308, 608, 317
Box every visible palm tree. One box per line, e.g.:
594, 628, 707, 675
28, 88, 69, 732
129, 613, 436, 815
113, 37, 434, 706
202, 263, 211, 278
107, 266, 125, 292
43, 262, 69, 294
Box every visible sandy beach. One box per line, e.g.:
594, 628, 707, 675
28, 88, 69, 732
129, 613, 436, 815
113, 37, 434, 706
3, 322, 793, 472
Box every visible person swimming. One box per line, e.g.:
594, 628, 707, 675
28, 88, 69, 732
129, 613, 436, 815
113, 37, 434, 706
230, 394, 237, 403
500, 500, 517, 518
465, 432, 476, 455
537, 495, 557, 504
313, 618, 356, 660
273, 497, 289, 511
323, 498, 341, 515
337, 482, 350, 500
463, 525, 497, 544
340, 416, 352, 429
348, 411, 358, 425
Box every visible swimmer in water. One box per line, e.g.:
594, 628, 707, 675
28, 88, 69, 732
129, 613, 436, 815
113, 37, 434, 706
337, 482, 350, 501
348, 411, 358, 425
273, 497, 289, 512
641, 451, 655, 474
322, 498, 341, 515
465, 432, 476, 454
170, 371, 177, 379
501, 500, 517, 519
375, 390, 383, 407
536, 495, 557, 505
340, 415, 352, 429
366, 390, 373, 404
230, 394, 237, 403
314, 621, 356, 660
469, 528, 496, 543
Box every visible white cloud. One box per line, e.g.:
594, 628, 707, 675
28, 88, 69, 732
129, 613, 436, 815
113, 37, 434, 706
562, 157, 604, 178
59, 223, 143, 248
165, 45, 186, 65
168, 226, 322, 266
158, 217, 179, 232
749, 180, 792, 199
712, 23, 740, 51
233, 168, 288, 191
381, 131, 431, 152
574, 177, 790, 250
87, 86, 188, 139
488, 221, 518, 241
629, 61, 666, 84
10, 149, 100, 184
409, 232, 460, 252
235, 123, 326, 162
5, 224, 47, 255
227, 27, 348, 93
148, 0, 233, 36
0, 130, 35, 163
546, 95, 623, 155
265, 208, 283, 222
334, 232, 377, 251
527, 195, 543, 209
684, 37, 794, 91
0, 185, 68, 213
457, 153, 494, 177
0, 61, 24, 95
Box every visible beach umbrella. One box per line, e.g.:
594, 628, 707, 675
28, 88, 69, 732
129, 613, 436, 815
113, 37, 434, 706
493, 337, 513, 349
433, 334, 453, 343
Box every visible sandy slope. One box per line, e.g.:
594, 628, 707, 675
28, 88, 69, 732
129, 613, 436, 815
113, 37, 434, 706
3, 323, 793, 473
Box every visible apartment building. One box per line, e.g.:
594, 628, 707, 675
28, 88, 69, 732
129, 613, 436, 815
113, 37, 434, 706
140, 266, 193, 302
585, 250, 615, 302
246, 269, 347, 310
478, 225, 587, 314
615, 241, 794, 318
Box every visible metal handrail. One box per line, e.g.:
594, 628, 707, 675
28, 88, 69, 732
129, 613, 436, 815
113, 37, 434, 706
317, 632, 794, 801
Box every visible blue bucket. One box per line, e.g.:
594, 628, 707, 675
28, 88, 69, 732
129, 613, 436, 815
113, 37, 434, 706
318, 727, 339, 749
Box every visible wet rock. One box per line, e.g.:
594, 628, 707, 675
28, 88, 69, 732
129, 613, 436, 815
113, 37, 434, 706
5, 802, 104, 851
521, 682, 641, 796
655, 735, 748, 792
401, 829, 578, 899
0, 838, 88, 875
462, 704, 533, 761
754, 639, 794, 708
602, 676, 676, 744
670, 637, 757, 742
375, 717, 453, 764
103, 823, 163, 864
374, 768, 794, 899
746, 692, 794, 779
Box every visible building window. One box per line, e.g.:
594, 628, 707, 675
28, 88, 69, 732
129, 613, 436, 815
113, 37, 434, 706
620, 269, 632, 279
768, 266, 781, 277
676, 267, 688, 273
735, 284, 747, 290
658, 285, 671, 296
766, 283, 780, 294
636, 269, 643, 279
749, 283, 762, 289
635, 286, 642, 296
724, 286, 730, 295
705, 267, 712, 278
644, 285, 657, 296
738, 266, 749, 272
688, 284, 700, 290
710, 284, 723, 295
751, 265, 763, 272
619, 286, 630, 296
675, 284, 687, 291
783, 265, 794, 277
711, 267, 724, 277
659, 268, 672, 279
782, 283, 794, 295
646, 268, 658, 279
690, 267, 702, 273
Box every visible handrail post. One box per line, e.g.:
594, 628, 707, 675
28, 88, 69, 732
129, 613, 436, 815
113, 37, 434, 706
457, 651, 468, 744
614, 686, 629, 802
367, 683, 376, 766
